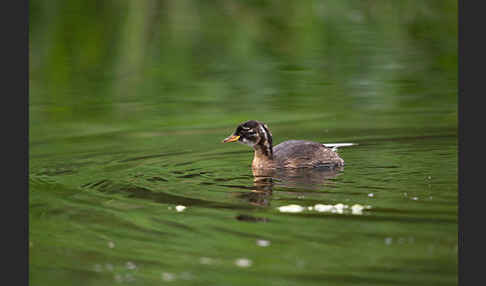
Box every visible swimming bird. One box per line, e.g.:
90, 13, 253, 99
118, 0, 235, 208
222, 120, 345, 170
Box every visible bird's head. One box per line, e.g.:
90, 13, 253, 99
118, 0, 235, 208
222, 120, 273, 157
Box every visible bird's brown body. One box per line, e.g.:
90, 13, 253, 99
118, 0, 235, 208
223, 121, 344, 170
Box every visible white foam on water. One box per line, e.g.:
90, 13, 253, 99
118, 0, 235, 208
314, 204, 334, 212
351, 204, 365, 215
235, 258, 252, 268
125, 261, 136, 270
175, 205, 187, 212
256, 239, 271, 247
278, 203, 371, 215
277, 204, 305, 213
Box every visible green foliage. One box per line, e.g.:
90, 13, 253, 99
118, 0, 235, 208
30, 0, 456, 138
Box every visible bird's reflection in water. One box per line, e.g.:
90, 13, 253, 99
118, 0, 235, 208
234, 167, 343, 206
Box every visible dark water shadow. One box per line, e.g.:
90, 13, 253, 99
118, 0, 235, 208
83, 180, 255, 211
233, 167, 343, 206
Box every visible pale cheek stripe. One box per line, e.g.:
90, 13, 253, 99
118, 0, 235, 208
259, 125, 268, 142
258, 125, 273, 157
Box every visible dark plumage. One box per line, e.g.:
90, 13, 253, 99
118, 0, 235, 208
222, 120, 344, 169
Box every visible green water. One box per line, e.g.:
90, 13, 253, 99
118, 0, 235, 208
29, 1, 457, 285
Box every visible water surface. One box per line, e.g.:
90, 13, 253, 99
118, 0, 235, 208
29, 1, 457, 285
29, 123, 457, 286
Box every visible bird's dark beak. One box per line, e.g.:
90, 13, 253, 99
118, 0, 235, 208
222, 135, 240, 143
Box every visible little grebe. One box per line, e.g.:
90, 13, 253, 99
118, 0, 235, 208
222, 120, 344, 170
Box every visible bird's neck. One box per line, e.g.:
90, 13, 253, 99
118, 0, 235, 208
252, 140, 274, 169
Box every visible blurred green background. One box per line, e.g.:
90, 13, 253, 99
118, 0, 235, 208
30, 0, 456, 139
29, 1, 457, 285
